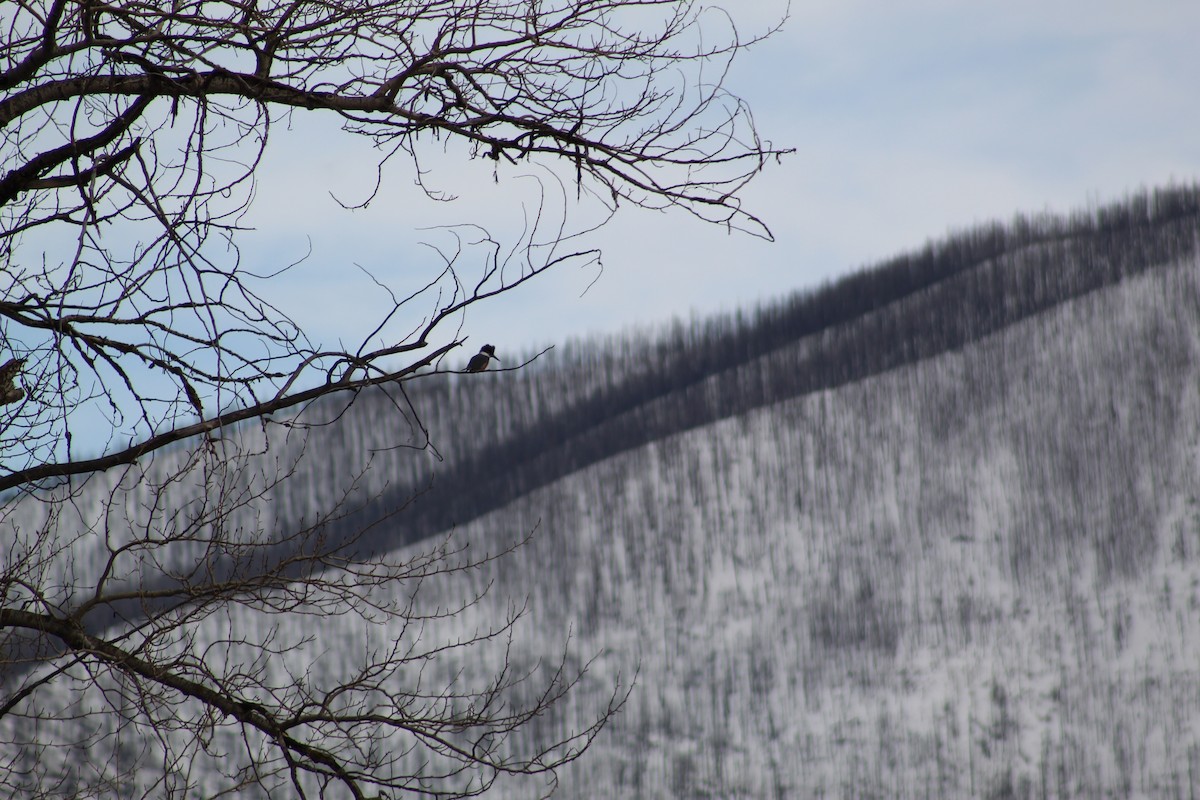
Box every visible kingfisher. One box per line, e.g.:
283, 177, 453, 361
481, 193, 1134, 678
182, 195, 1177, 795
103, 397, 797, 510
465, 344, 500, 373
0, 357, 25, 405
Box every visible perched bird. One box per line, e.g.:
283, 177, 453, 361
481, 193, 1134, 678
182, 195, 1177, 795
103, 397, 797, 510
465, 344, 500, 373
0, 357, 25, 405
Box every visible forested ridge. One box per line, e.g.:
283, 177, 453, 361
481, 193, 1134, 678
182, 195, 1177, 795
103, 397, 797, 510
290, 182, 1200, 798
344, 184, 1200, 551
7, 185, 1200, 797
11, 185, 1195, 650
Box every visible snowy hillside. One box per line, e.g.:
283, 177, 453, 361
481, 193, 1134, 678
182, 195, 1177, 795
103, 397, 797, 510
4, 188, 1200, 797
387, 251, 1200, 798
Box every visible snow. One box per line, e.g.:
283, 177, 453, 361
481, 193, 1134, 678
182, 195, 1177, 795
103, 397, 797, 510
4, 251, 1200, 797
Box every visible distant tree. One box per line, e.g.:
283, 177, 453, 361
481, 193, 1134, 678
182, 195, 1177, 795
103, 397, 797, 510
0, 1, 786, 797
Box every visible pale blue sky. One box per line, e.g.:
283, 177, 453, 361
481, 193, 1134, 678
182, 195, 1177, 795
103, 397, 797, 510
240, 0, 1200, 365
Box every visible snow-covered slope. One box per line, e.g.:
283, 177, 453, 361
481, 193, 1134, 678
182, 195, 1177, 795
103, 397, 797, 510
408, 252, 1200, 798
5, 197, 1200, 798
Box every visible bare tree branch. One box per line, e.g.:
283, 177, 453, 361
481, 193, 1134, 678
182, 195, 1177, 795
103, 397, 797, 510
1, 1, 783, 796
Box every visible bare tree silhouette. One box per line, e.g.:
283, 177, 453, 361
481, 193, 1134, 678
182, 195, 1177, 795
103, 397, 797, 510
0, 2, 785, 796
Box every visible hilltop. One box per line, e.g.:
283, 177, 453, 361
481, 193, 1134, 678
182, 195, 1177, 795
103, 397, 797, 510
5, 186, 1200, 798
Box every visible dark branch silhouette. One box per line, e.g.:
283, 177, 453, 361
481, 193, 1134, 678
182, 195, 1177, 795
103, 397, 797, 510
1, 1, 783, 797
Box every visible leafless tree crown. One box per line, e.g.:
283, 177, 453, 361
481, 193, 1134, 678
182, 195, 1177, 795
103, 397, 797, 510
1, 1, 785, 797
1, 0, 786, 484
